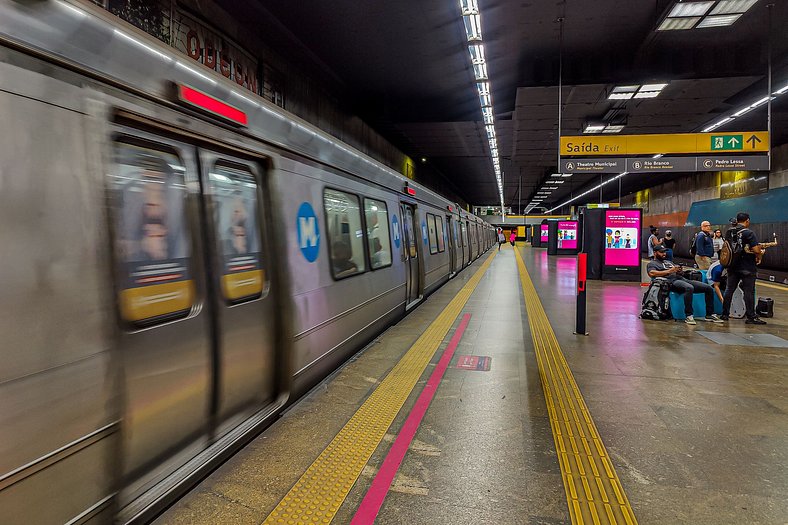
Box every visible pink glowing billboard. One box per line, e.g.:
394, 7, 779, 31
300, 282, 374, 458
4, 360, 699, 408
557, 221, 578, 250
604, 210, 641, 267
540, 224, 549, 242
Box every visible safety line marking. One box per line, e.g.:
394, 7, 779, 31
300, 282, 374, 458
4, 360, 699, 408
515, 248, 638, 525
350, 313, 472, 525
262, 251, 497, 525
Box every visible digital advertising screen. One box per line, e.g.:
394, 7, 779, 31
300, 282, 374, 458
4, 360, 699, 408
540, 224, 549, 243
603, 210, 641, 267
557, 221, 578, 250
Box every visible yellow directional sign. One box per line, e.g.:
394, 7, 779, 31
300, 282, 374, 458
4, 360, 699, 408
561, 131, 769, 156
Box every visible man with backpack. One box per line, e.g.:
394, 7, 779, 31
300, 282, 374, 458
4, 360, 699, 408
647, 245, 723, 325
692, 221, 714, 270
721, 212, 766, 324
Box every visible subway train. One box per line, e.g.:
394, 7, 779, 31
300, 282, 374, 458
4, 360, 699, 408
0, 2, 495, 523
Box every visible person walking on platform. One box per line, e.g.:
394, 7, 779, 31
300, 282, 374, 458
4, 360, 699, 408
712, 228, 724, 260
497, 228, 505, 251
722, 212, 766, 324
509, 230, 517, 247
647, 226, 661, 259
693, 221, 714, 270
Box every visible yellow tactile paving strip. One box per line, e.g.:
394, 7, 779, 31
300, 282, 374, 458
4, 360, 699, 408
263, 250, 498, 525
515, 248, 638, 525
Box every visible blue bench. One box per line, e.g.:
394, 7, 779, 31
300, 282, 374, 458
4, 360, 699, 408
668, 269, 723, 319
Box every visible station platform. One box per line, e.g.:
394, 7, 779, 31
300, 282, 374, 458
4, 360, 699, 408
155, 245, 788, 525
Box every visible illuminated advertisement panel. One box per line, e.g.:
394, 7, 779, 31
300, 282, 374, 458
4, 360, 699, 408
557, 221, 578, 250
604, 210, 641, 267
540, 224, 549, 243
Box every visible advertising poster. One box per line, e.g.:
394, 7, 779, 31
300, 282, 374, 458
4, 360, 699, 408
112, 143, 194, 324
557, 221, 578, 250
540, 224, 549, 243
210, 166, 264, 302
603, 210, 641, 267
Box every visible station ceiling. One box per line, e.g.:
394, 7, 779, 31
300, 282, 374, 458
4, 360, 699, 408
223, 0, 788, 210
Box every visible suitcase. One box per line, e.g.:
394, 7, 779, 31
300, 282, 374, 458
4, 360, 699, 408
756, 297, 774, 318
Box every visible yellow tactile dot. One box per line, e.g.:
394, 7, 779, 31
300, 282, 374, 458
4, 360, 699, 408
515, 249, 638, 525
262, 252, 497, 525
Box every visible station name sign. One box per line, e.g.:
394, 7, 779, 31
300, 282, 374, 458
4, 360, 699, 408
561, 155, 770, 174
560, 132, 769, 156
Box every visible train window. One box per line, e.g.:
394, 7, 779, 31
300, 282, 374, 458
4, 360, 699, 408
110, 140, 194, 325
324, 189, 366, 279
436, 215, 445, 252
364, 198, 392, 270
209, 162, 265, 303
427, 214, 438, 254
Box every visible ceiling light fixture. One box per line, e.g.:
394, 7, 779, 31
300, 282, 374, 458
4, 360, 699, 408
602, 125, 626, 133
658, 0, 758, 31
547, 172, 630, 213
561, 173, 572, 177
608, 92, 634, 100
697, 13, 742, 26
459, 0, 504, 210
583, 123, 606, 133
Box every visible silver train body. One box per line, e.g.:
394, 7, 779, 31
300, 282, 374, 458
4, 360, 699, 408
0, 2, 494, 523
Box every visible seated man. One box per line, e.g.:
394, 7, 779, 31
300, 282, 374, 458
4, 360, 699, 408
706, 259, 726, 305
647, 245, 724, 325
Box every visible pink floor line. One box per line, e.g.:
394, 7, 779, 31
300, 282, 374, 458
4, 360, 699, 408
350, 313, 472, 525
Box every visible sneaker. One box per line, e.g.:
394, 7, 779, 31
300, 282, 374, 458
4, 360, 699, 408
684, 315, 697, 325
720, 315, 729, 321
745, 317, 767, 325
705, 314, 725, 324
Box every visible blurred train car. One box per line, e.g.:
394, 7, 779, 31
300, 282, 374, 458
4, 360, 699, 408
0, 2, 494, 523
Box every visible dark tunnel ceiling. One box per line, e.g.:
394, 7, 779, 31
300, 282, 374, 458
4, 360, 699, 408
219, 0, 788, 208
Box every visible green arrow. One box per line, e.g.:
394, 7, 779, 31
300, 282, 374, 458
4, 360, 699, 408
728, 136, 740, 147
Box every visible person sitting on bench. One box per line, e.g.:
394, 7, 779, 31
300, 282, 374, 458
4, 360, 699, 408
647, 245, 724, 326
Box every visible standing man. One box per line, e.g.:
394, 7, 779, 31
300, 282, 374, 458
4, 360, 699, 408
647, 226, 661, 259
497, 228, 505, 251
694, 221, 714, 270
722, 212, 766, 324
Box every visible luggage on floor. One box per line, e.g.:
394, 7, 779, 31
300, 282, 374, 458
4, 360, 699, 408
729, 283, 747, 319
682, 269, 703, 282
641, 278, 672, 320
756, 297, 774, 318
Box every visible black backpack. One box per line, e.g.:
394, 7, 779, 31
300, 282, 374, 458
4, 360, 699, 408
641, 278, 672, 320
689, 233, 698, 257
719, 227, 746, 268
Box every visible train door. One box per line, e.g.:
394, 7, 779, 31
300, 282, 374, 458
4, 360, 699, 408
109, 132, 213, 502
462, 221, 470, 266
401, 203, 421, 308
446, 215, 457, 277
198, 150, 276, 426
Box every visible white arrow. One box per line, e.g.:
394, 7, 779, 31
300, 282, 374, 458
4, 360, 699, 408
728, 137, 740, 147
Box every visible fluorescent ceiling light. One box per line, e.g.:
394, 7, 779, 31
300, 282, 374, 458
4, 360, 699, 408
608, 92, 634, 100
583, 124, 606, 133
653, 154, 664, 159
463, 14, 482, 41
546, 180, 559, 184
473, 62, 488, 80
561, 173, 572, 177
641, 83, 668, 91
697, 13, 743, 27
733, 105, 756, 117
476, 82, 490, 95
553, 180, 565, 184
702, 116, 734, 132
468, 44, 486, 64
612, 85, 640, 93
658, 16, 701, 30
551, 173, 562, 177
668, 1, 714, 18
750, 96, 771, 107
634, 91, 661, 99
710, 0, 758, 15
460, 0, 479, 15
480, 93, 491, 107
483, 113, 494, 124
775, 83, 788, 95
603, 125, 625, 133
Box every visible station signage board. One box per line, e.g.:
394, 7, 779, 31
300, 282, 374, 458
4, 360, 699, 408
560, 131, 768, 156
561, 155, 770, 174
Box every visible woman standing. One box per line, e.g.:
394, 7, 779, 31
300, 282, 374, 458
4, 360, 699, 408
509, 230, 517, 247
662, 230, 676, 261
712, 229, 724, 260
497, 228, 505, 251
